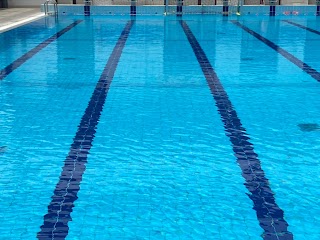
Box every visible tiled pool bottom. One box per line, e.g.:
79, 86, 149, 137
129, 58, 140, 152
1, 15, 320, 239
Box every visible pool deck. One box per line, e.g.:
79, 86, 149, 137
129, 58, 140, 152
0, 8, 45, 33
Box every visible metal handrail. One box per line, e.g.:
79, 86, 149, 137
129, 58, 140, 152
236, 0, 243, 14
44, 0, 58, 15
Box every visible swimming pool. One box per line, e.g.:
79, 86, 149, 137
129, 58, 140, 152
0, 14, 320, 240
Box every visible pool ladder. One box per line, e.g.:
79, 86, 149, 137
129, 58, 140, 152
44, 0, 58, 15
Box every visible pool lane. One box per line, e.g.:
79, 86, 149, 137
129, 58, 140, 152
37, 19, 134, 240
282, 20, 320, 36
0, 17, 129, 239
0, 17, 50, 53
0, 20, 83, 81
180, 19, 292, 240
231, 20, 320, 83
234, 17, 320, 76
0, 17, 83, 69
184, 15, 320, 240
66, 16, 262, 240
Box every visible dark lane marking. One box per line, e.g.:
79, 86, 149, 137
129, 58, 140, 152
37, 20, 134, 240
231, 20, 320, 83
176, 0, 183, 16
283, 20, 320, 36
180, 20, 293, 240
130, 5, 136, 15
84, 5, 90, 16
130, 0, 136, 15
222, 5, 229, 16
270, 5, 276, 16
0, 20, 83, 81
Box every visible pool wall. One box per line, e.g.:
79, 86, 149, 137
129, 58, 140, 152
43, 4, 320, 16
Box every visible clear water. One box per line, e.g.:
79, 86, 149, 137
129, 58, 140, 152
0, 15, 320, 239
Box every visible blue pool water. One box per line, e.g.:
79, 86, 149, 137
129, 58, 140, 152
0, 14, 320, 239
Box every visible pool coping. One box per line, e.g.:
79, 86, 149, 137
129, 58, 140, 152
0, 13, 45, 33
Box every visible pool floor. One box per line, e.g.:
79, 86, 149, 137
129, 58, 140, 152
0, 15, 320, 240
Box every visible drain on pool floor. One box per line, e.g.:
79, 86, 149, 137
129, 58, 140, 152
298, 123, 320, 132
0, 146, 7, 153
241, 57, 254, 61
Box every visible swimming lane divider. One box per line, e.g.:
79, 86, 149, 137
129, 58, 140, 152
231, 20, 320, 83
282, 20, 320, 36
179, 20, 293, 240
37, 20, 134, 240
0, 20, 83, 81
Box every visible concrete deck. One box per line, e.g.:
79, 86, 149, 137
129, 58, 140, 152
0, 8, 45, 32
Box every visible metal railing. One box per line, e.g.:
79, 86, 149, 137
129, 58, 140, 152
44, 0, 58, 15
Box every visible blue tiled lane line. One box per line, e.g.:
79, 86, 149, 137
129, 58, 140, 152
282, 20, 320, 36
37, 20, 134, 240
231, 20, 320, 83
179, 20, 293, 240
0, 20, 83, 81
